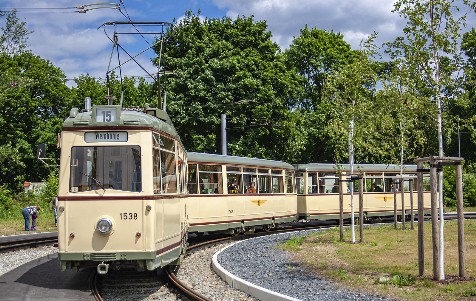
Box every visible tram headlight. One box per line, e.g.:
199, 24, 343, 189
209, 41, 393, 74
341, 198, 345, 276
96, 218, 113, 234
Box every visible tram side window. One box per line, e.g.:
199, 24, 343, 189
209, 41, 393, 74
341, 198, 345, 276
243, 169, 257, 193
153, 149, 161, 193
319, 173, 339, 193
227, 172, 242, 194
271, 176, 283, 193
161, 150, 176, 193
188, 164, 198, 194
178, 155, 186, 194
286, 172, 294, 193
366, 175, 384, 192
384, 177, 394, 192
307, 173, 318, 194
295, 173, 304, 194
199, 164, 222, 194
257, 169, 269, 193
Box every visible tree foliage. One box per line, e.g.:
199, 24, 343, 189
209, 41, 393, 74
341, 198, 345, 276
71, 73, 157, 109
0, 10, 31, 55
0, 52, 71, 191
159, 12, 303, 160
386, 0, 471, 158
283, 27, 357, 163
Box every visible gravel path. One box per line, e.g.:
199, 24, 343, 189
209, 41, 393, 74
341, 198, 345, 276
217, 230, 395, 301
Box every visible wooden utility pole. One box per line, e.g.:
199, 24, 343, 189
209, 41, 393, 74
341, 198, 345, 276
401, 179, 406, 230
409, 179, 414, 230
416, 160, 425, 276
393, 183, 398, 230
359, 177, 364, 242
456, 163, 465, 278
339, 175, 344, 242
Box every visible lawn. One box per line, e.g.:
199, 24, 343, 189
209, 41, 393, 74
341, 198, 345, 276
281, 219, 476, 301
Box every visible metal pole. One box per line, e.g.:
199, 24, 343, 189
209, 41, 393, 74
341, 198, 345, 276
339, 175, 344, 242
456, 163, 465, 278
409, 179, 414, 230
401, 179, 406, 230
394, 181, 398, 230
417, 161, 424, 276
221, 114, 227, 155
359, 177, 364, 243
349, 120, 355, 243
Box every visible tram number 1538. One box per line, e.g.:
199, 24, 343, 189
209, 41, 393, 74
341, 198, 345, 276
120, 213, 138, 220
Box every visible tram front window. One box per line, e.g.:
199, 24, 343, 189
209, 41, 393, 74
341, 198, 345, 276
70, 146, 142, 192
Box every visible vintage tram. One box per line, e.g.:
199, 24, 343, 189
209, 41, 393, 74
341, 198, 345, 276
57, 100, 188, 273
186, 152, 297, 234
294, 163, 432, 222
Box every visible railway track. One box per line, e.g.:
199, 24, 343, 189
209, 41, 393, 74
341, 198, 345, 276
0, 232, 57, 253
90, 223, 334, 301
88, 213, 476, 301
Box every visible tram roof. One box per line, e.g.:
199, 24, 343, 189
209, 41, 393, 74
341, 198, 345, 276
62, 105, 179, 138
293, 163, 418, 173
187, 152, 295, 170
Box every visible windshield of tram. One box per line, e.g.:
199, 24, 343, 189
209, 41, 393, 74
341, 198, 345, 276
70, 146, 142, 192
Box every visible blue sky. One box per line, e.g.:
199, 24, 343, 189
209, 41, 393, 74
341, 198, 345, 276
1, 1, 475, 85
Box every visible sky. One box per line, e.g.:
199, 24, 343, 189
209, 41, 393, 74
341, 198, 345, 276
0, 0, 475, 85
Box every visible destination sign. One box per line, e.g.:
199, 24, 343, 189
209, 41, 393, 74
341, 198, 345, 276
84, 132, 128, 143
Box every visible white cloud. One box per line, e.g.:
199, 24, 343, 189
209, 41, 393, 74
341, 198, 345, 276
214, 0, 403, 49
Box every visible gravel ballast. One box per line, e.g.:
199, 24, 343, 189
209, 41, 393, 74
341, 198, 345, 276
216, 230, 394, 301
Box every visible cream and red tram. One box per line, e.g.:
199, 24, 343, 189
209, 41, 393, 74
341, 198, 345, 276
186, 152, 297, 234
294, 163, 431, 222
57, 103, 187, 273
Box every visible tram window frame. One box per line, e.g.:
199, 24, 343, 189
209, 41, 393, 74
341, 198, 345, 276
198, 164, 223, 194
153, 147, 161, 194
70, 145, 142, 193
307, 173, 319, 194
188, 164, 198, 194
258, 168, 271, 193
227, 172, 242, 194
365, 174, 384, 192
319, 173, 339, 193
243, 168, 257, 193
286, 172, 294, 193
161, 148, 176, 193
384, 176, 396, 192
271, 175, 284, 193
295, 173, 304, 194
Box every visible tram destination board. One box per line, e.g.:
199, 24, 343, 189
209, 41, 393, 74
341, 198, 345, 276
84, 132, 128, 142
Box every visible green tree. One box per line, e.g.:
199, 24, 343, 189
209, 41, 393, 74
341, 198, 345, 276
283, 27, 357, 163
321, 42, 379, 164
0, 52, 71, 191
0, 9, 31, 55
158, 12, 302, 160
455, 28, 476, 161
387, 0, 473, 158
284, 27, 356, 110
71, 73, 156, 109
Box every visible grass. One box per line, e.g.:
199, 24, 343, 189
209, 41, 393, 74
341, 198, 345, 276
280, 220, 476, 301
0, 211, 57, 236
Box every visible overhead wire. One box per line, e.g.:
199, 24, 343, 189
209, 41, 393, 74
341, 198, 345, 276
0, 2, 120, 13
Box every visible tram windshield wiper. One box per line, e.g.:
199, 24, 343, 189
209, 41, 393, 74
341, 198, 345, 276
80, 171, 105, 192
